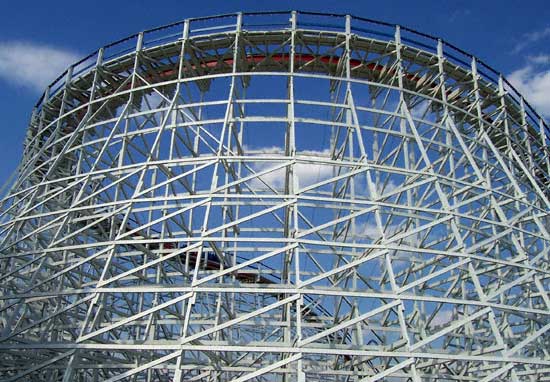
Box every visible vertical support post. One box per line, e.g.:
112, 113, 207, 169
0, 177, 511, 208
61, 39, 133, 382
539, 118, 550, 180
174, 12, 242, 382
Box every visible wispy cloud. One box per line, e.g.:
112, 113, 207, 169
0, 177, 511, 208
448, 8, 471, 23
508, 57, 550, 117
0, 41, 79, 92
512, 26, 550, 54
528, 54, 550, 65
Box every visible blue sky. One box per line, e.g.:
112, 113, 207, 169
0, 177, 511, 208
1, 0, 550, 183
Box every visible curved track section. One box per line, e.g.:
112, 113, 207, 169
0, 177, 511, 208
0, 11, 549, 382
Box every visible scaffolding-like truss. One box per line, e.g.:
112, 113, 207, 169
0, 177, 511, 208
0, 11, 549, 381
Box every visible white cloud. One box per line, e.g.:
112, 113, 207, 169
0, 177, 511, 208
248, 148, 334, 191
513, 26, 550, 53
431, 308, 454, 326
247, 147, 402, 198
359, 221, 384, 239
526, 27, 550, 42
508, 63, 550, 117
378, 179, 399, 196
252, 160, 333, 191
244, 145, 284, 155
0, 41, 79, 91
355, 220, 418, 247
528, 54, 550, 65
